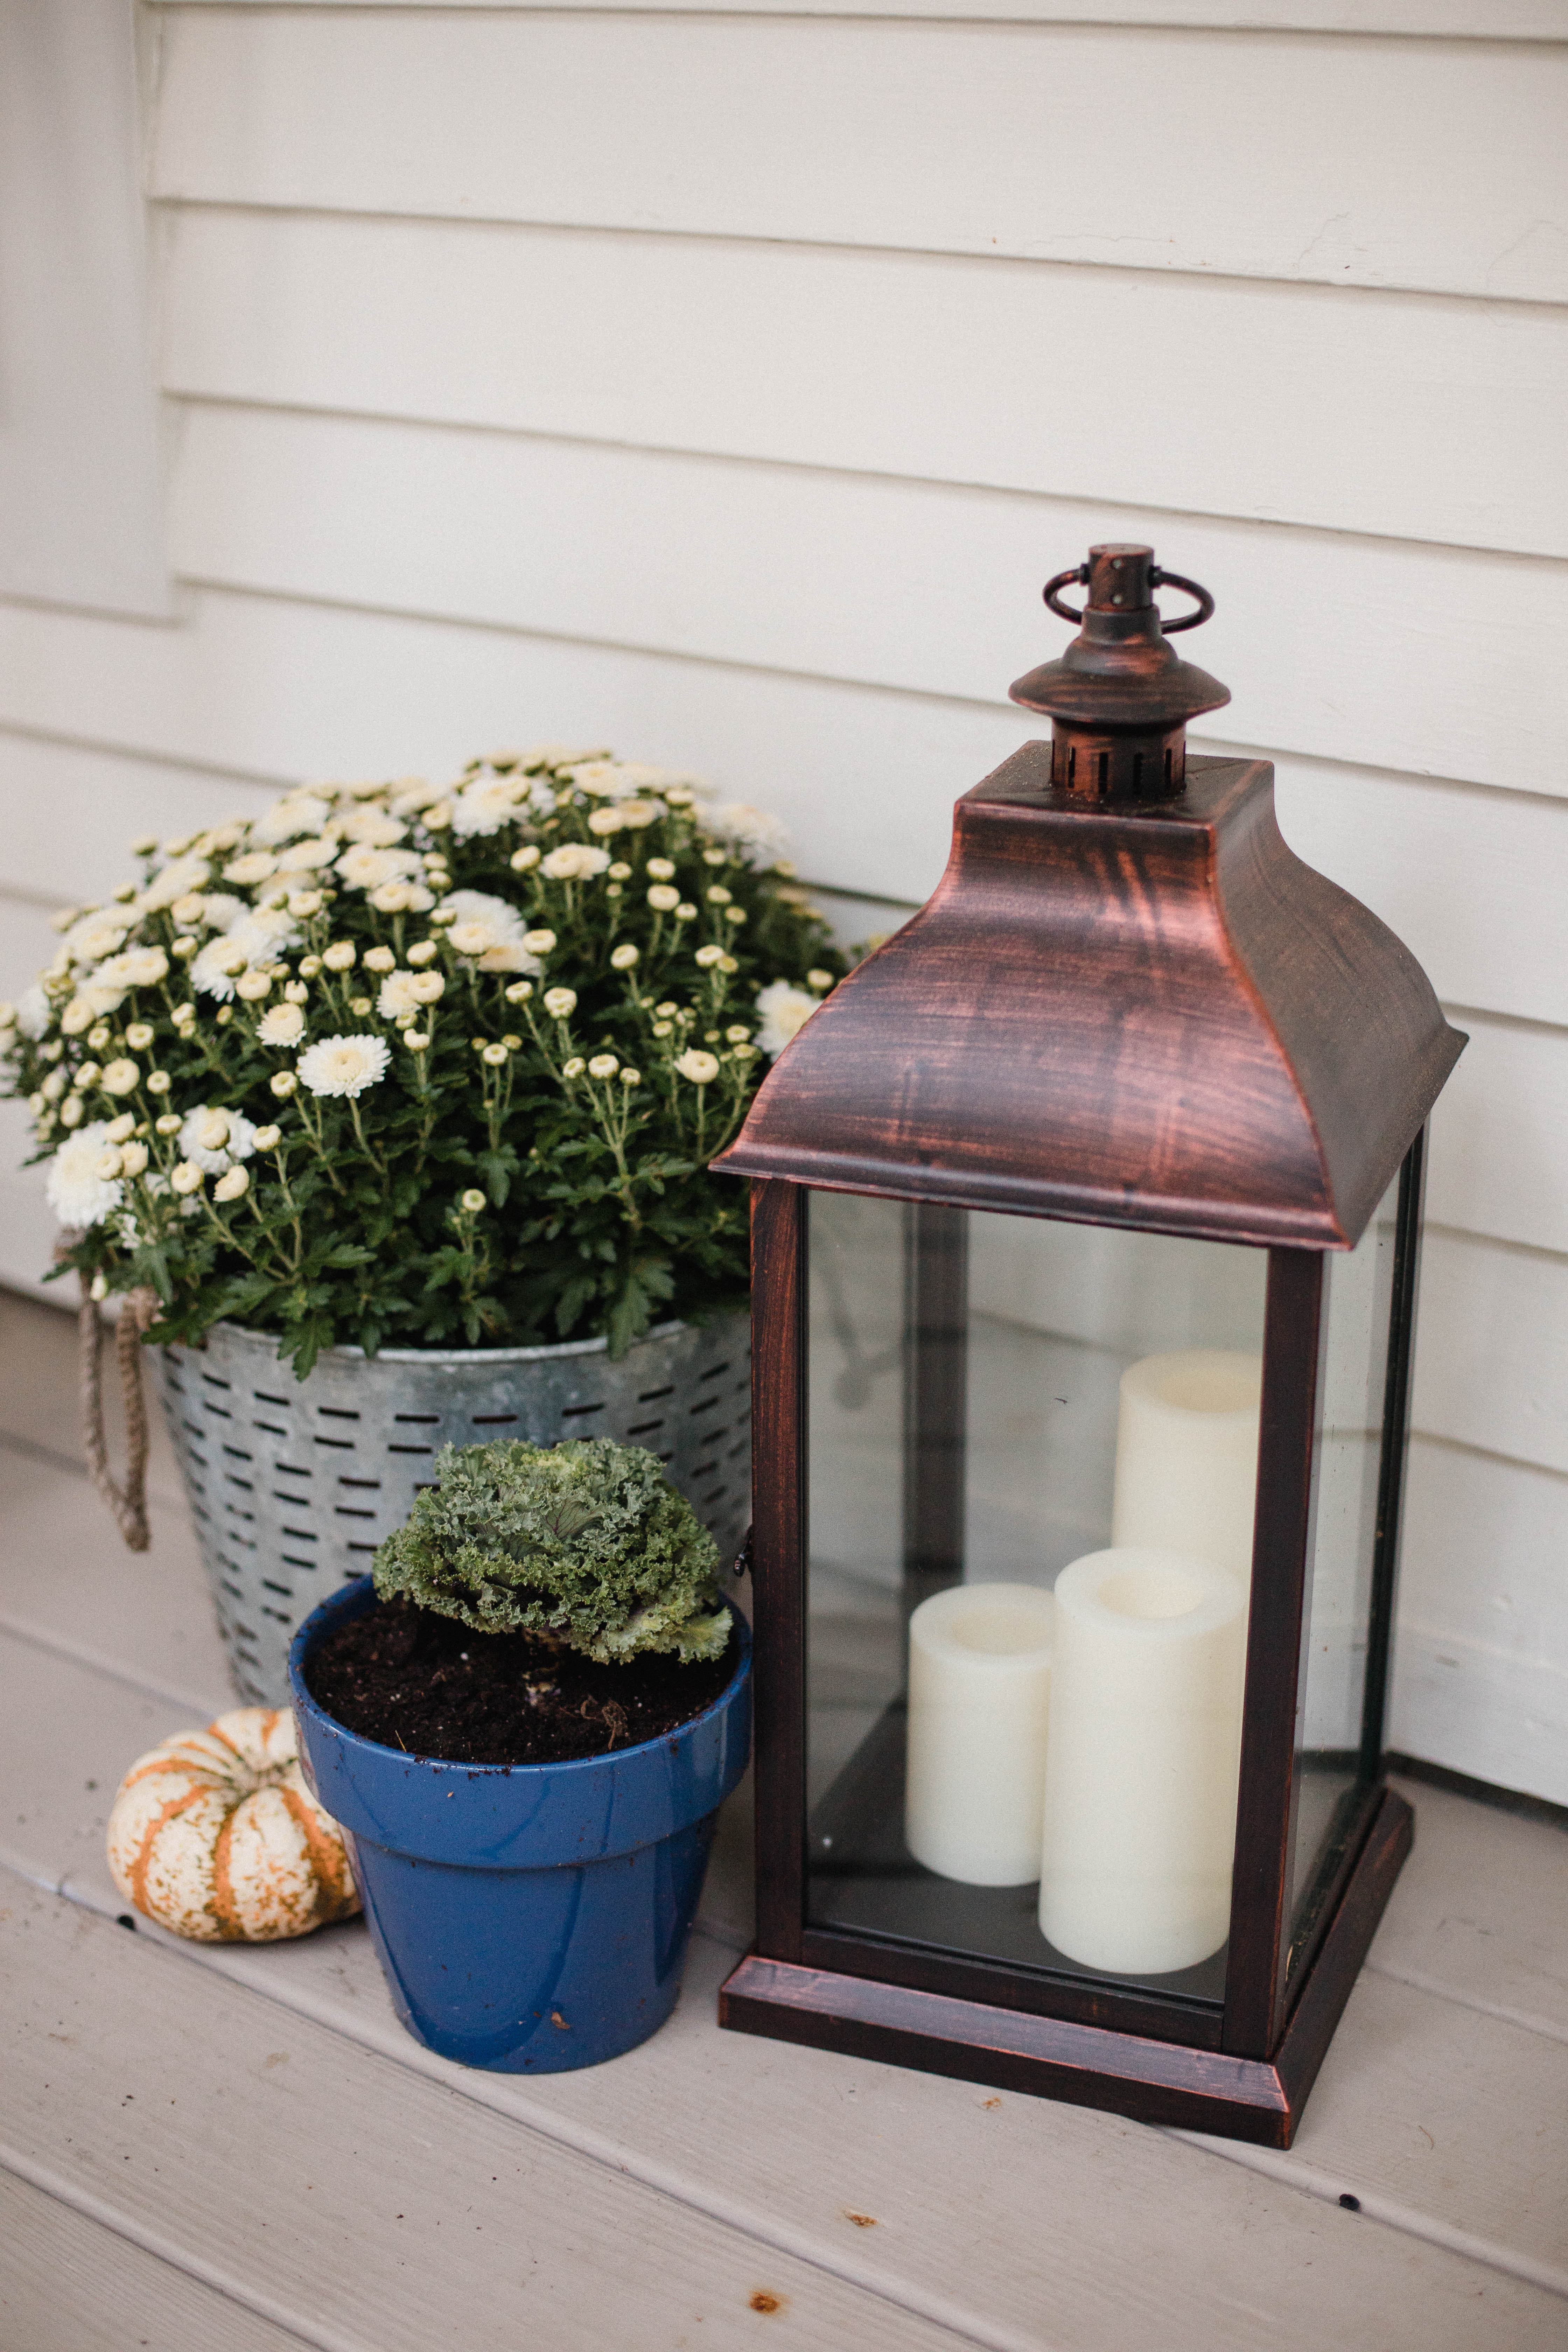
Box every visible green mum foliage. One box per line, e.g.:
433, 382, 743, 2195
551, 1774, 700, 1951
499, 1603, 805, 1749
372, 1435, 732, 1666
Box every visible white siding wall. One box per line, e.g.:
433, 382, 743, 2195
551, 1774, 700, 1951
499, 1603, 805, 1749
1, 0, 1564, 1799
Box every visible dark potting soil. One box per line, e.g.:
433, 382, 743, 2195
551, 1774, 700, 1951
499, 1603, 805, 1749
305, 1592, 737, 1767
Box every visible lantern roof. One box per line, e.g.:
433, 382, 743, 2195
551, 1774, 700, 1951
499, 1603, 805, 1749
718, 555, 1464, 1250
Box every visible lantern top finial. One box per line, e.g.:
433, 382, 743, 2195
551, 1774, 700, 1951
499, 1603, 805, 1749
1010, 545, 1231, 801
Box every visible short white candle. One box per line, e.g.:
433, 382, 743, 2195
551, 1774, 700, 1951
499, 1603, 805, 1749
1111, 1350, 1263, 1582
905, 1582, 1055, 1887
1039, 1548, 1247, 1975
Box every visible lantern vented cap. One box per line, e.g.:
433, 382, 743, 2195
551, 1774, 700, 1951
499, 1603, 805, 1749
1009, 544, 1231, 802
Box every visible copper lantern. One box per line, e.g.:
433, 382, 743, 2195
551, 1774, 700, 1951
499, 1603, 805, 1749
713, 546, 1464, 2146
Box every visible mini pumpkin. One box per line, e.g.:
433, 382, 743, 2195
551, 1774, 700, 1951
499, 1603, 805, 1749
107, 1707, 360, 1941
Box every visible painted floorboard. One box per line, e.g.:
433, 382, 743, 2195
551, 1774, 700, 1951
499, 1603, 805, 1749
2, 1881, 971, 2352
0, 2164, 316, 2352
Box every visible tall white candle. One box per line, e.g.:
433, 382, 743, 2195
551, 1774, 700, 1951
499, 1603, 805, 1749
1039, 1548, 1246, 1975
905, 1582, 1055, 1886
1111, 1350, 1262, 1582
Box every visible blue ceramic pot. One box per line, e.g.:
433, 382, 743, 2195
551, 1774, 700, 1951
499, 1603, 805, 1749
289, 1577, 751, 2072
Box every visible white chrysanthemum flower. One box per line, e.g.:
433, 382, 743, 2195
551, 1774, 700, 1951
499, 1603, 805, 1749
543, 987, 577, 1020
617, 800, 662, 830
178, 1104, 260, 1174
439, 889, 538, 971
376, 971, 424, 1020
755, 979, 820, 1059
451, 775, 531, 839
257, 1002, 307, 1048
275, 836, 338, 874
367, 879, 434, 915
587, 1053, 620, 1079
199, 892, 247, 935
701, 800, 790, 858
222, 850, 279, 886
297, 1033, 391, 1100
610, 943, 639, 970
388, 776, 445, 818
190, 936, 251, 1001
16, 985, 49, 1040
191, 910, 300, 1001
335, 843, 423, 891
252, 791, 332, 846
565, 760, 684, 802
138, 854, 211, 914
213, 1166, 250, 1203
334, 805, 407, 847
675, 1049, 720, 1084
45, 1122, 123, 1228
539, 843, 611, 883
87, 947, 170, 997
62, 911, 131, 967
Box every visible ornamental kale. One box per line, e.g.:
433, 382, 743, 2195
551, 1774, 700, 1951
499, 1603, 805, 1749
372, 1435, 731, 1665
1, 750, 844, 1373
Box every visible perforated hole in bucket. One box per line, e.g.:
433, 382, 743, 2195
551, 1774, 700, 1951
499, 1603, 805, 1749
560, 1401, 605, 1420
471, 1413, 518, 1427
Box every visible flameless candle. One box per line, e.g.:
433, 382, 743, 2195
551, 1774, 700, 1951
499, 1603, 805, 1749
905, 1582, 1055, 1886
1111, 1350, 1262, 1582
1039, 1547, 1247, 1975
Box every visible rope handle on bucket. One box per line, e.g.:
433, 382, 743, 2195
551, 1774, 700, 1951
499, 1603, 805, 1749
60, 1239, 159, 1552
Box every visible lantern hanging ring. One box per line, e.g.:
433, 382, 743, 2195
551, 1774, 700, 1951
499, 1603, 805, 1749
1043, 563, 1215, 632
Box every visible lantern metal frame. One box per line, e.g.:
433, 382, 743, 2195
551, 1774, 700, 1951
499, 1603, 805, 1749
714, 547, 1463, 2146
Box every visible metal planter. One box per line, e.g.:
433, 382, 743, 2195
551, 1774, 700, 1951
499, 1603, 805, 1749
156, 1313, 752, 1706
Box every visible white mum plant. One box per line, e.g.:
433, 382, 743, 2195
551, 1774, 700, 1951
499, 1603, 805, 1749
2, 751, 842, 1371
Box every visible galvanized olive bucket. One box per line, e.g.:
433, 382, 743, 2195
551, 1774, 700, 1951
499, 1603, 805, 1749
155, 1314, 752, 1707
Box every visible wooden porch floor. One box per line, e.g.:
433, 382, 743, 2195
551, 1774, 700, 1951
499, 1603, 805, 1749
1, 1290, 1565, 2351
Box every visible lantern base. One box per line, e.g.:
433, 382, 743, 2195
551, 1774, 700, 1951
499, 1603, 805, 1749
719, 1786, 1412, 2148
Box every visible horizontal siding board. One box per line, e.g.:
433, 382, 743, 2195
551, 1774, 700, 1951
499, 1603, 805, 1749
150, 13, 1568, 301
1424, 1017, 1568, 1258
1413, 1231, 1568, 1478
0, 591, 1564, 1023
0, 733, 271, 908
188, 4, 1568, 34
160, 208, 1568, 559
1392, 1628, 1568, 1809
1270, 758, 1568, 1029
1393, 1437, 1568, 1806
163, 401, 1568, 797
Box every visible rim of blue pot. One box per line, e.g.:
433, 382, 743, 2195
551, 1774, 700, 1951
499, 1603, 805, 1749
289, 1573, 751, 1782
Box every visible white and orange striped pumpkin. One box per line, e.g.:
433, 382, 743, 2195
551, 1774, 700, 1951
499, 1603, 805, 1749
107, 1708, 361, 1941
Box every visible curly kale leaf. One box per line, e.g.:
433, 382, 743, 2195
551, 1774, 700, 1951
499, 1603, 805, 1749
371, 1435, 731, 1665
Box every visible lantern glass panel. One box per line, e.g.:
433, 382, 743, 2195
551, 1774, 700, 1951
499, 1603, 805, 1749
804, 1187, 1267, 2006
1288, 1168, 1403, 1953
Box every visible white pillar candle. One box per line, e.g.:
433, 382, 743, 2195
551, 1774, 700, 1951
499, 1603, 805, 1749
905, 1582, 1055, 1886
1039, 1548, 1246, 1975
1111, 1350, 1263, 1582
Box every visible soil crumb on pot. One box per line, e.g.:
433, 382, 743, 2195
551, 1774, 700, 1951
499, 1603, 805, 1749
307, 1594, 736, 1766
